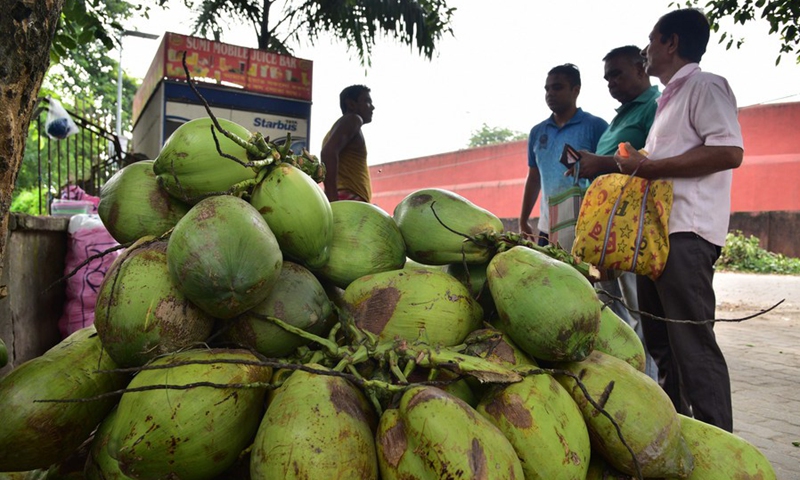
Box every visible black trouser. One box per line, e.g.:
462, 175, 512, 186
637, 232, 733, 432
537, 231, 549, 247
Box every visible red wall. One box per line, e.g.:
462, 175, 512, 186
371, 141, 529, 218
370, 102, 800, 218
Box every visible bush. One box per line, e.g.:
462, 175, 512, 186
10, 188, 50, 216
717, 230, 800, 275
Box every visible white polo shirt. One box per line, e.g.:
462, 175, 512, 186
644, 63, 744, 246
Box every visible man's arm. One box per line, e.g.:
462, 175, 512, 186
519, 167, 542, 237
320, 114, 364, 202
569, 151, 619, 179
616, 143, 743, 179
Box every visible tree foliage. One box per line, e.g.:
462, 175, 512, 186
165, 0, 456, 64
468, 124, 527, 148
680, 0, 800, 64
52, 0, 131, 62
13, 0, 141, 211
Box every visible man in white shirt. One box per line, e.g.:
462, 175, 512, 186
616, 8, 743, 432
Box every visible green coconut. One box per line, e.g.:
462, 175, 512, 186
108, 349, 271, 480
343, 268, 483, 347
0, 327, 129, 472
250, 367, 378, 479
0, 337, 6, 368
555, 350, 694, 478
376, 386, 524, 480
674, 414, 777, 479
585, 454, 634, 479
461, 328, 536, 397
250, 163, 333, 269
402, 258, 446, 272
487, 246, 600, 362
393, 188, 504, 265
592, 304, 646, 372
313, 200, 406, 288
463, 328, 537, 371
98, 160, 190, 244
153, 117, 257, 203
167, 194, 283, 319
477, 373, 591, 480
220, 261, 334, 358
84, 409, 132, 480
403, 366, 479, 407
94, 239, 215, 367
446, 260, 497, 318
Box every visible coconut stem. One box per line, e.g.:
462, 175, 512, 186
260, 315, 340, 354
497, 231, 601, 281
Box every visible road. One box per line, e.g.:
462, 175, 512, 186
713, 272, 800, 479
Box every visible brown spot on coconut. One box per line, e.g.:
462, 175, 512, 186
477, 374, 591, 480
377, 386, 523, 478
344, 269, 482, 347
377, 412, 408, 469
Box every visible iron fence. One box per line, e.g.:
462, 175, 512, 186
23, 97, 126, 215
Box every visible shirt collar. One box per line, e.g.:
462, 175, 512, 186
667, 63, 701, 86
615, 85, 660, 113
546, 107, 585, 127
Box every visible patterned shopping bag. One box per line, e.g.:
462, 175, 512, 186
572, 173, 673, 280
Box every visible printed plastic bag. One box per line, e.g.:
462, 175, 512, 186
572, 173, 673, 280
45, 97, 79, 140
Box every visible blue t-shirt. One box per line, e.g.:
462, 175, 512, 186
528, 108, 608, 231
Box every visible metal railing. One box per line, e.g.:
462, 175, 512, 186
24, 97, 126, 215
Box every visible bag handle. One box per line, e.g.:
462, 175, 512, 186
597, 148, 649, 268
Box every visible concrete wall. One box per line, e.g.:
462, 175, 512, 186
0, 214, 68, 377
729, 211, 800, 259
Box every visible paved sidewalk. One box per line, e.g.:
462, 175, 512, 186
713, 272, 800, 480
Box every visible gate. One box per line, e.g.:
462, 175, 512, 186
20, 97, 126, 215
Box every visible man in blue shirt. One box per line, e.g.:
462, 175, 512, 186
519, 63, 608, 247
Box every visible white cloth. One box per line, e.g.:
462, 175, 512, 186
644, 63, 744, 246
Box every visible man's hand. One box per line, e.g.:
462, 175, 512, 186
566, 151, 617, 179
519, 219, 535, 238
614, 142, 647, 175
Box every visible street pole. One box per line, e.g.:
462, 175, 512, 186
116, 30, 159, 143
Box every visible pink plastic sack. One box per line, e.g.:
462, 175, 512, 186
58, 215, 121, 338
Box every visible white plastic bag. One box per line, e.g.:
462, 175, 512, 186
45, 97, 79, 140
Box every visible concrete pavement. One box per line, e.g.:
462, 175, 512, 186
713, 272, 800, 479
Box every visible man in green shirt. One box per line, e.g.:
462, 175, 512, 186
570, 45, 660, 379
575, 45, 660, 172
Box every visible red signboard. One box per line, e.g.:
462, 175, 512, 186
133, 33, 313, 124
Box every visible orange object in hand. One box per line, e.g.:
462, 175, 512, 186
618, 142, 630, 158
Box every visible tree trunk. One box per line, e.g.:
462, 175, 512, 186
0, 0, 65, 300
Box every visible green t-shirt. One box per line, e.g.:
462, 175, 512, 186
595, 85, 660, 156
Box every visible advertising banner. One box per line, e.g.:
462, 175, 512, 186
133, 32, 313, 124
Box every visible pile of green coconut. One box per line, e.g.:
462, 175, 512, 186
0, 116, 777, 480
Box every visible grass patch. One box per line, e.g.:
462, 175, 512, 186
717, 230, 800, 275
